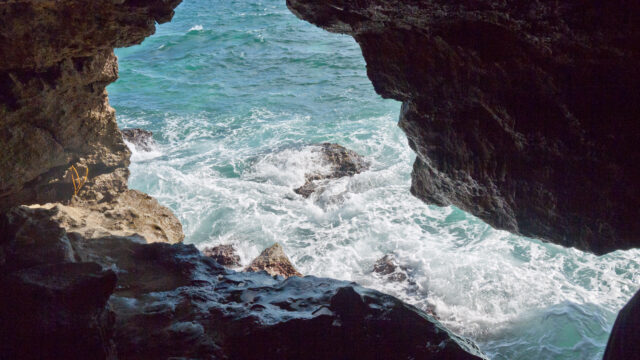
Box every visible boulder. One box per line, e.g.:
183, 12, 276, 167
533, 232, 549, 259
202, 244, 242, 267
121, 128, 156, 152
373, 254, 408, 283
244, 243, 303, 278
294, 143, 369, 198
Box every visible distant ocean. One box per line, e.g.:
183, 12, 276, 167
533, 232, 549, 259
107, 1, 640, 358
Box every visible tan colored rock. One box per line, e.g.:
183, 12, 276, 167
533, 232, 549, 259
245, 243, 302, 278
0, 0, 182, 210
202, 244, 241, 267
23, 189, 183, 244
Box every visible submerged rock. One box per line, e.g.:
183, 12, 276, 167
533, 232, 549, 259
294, 143, 369, 198
245, 243, 302, 278
287, 0, 640, 254
121, 128, 156, 152
202, 244, 241, 267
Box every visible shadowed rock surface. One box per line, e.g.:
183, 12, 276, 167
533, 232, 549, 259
245, 243, 303, 278
294, 143, 369, 198
603, 290, 640, 360
202, 244, 242, 267
287, 0, 640, 255
121, 128, 156, 152
0, 209, 487, 360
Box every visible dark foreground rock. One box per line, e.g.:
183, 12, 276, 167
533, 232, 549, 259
121, 128, 156, 152
295, 143, 369, 198
603, 289, 640, 360
202, 244, 242, 267
0, 263, 117, 360
0, 208, 487, 360
287, 0, 640, 255
245, 243, 303, 278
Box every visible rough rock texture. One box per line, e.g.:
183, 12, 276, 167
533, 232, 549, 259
0, 0, 182, 210
245, 243, 303, 278
121, 128, 155, 152
373, 254, 409, 283
603, 289, 640, 360
294, 143, 369, 198
0, 209, 487, 359
202, 244, 241, 267
287, 0, 640, 255
3, 191, 184, 246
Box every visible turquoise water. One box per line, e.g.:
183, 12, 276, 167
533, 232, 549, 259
107, 1, 640, 358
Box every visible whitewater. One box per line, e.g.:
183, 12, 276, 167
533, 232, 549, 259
107, 1, 640, 359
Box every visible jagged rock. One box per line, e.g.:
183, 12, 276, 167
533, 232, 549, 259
373, 254, 408, 283
0, 262, 117, 360
287, 0, 640, 255
202, 244, 241, 267
245, 243, 302, 278
294, 143, 369, 198
603, 289, 640, 360
1, 203, 485, 359
2, 190, 184, 247
0, 0, 182, 210
121, 128, 156, 152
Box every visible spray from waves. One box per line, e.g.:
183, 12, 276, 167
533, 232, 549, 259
110, 1, 640, 358
188, 24, 204, 32
122, 108, 640, 360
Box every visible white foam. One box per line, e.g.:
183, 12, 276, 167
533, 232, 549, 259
125, 110, 640, 359
189, 25, 204, 32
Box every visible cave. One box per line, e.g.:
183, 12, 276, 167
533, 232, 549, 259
1, 0, 639, 359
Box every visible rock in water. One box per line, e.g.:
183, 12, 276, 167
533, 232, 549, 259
202, 244, 242, 267
294, 143, 369, 198
373, 254, 408, 282
245, 243, 303, 278
121, 128, 156, 152
287, 0, 640, 254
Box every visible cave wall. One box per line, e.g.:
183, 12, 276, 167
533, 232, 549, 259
0, 0, 182, 210
287, 0, 640, 255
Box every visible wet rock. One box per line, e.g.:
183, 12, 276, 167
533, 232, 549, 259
202, 244, 241, 267
0, 262, 117, 360
1, 207, 486, 359
294, 143, 369, 198
287, 0, 640, 254
121, 128, 156, 152
373, 254, 408, 282
245, 243, 302, 278
603, 289, 640, 360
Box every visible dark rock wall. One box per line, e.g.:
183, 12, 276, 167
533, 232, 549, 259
287, 0, 640, 255
0, 0, 181, 209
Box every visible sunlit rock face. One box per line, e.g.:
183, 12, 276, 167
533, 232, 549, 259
287, 0, 640, 255
0, 0, 181, 210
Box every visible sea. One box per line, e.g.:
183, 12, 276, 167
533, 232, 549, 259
107, 1, 640, 359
